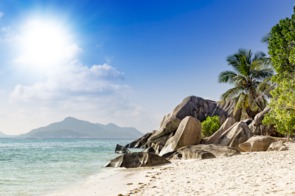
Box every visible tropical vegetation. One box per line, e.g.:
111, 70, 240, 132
218, 49, 273, 120
201, 116, 220, 137
262, 7, 295, 137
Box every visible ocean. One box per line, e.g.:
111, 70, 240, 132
0, 138, 133, 196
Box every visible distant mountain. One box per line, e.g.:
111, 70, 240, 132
20, 117, 143, 139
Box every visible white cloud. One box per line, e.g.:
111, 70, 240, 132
0, 12, 4, 18
8, 61, 148, 132
10, 62, 128, 104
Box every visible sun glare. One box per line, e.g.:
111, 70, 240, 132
17, 19, 78, 72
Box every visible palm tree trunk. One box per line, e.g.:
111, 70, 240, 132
233, 107, 242, 122
250, 88, 264, 111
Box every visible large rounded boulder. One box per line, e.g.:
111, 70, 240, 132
169, 149, 215, 160
213, 122, 253, 150
239, 136, 277, 152
184, 144, 240, 157
106, 152, 170, 168
166, 144, 240, 160
159, 116, 201, 156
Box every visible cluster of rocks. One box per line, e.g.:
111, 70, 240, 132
106, 96, 287, 168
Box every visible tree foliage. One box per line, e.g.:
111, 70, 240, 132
218, 49, 273, 119
201, 116, 220, 137
263, 74, 295, 136
263, 7, 295, 137
268, 8, 295, 74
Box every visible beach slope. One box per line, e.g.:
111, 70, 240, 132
50, 142, 295, 196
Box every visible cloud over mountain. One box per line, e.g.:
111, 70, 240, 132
8, 60, 143, 132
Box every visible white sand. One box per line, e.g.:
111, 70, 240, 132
49, 142, 295, 196
47, 167, 152, 196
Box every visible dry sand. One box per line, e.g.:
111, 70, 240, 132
49, 142, 295, 196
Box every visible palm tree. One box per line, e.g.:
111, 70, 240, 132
219, 49, 274, 119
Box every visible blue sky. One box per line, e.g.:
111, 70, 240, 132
0, 0, 294, 134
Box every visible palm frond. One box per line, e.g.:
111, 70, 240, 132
246, 49, 253, 66
251, 68, 274, 80
253, 51, 266, 61
240, 53, 251, 76
226, 54, 241, 69
221, 86, 243, 100
227, 49, 257, 76
237, 48, 249, 57
251, 58, 271, 70
218, 71, 237, 83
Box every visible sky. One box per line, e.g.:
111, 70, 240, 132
0, 0, 294, 135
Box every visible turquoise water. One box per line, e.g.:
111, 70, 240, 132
0, 138, 133, 196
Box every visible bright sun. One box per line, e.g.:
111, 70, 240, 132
17, 19, 79, 72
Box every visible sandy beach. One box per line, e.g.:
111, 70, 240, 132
49, 142, 295, 196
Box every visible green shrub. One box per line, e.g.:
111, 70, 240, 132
201, 116, 221, 137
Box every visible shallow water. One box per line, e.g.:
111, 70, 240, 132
0, 138, 133, 196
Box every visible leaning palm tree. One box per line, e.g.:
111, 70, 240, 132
219, 49, 273, 120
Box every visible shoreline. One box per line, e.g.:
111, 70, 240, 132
49, 142, 295, 196
47, 164, 165, 196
